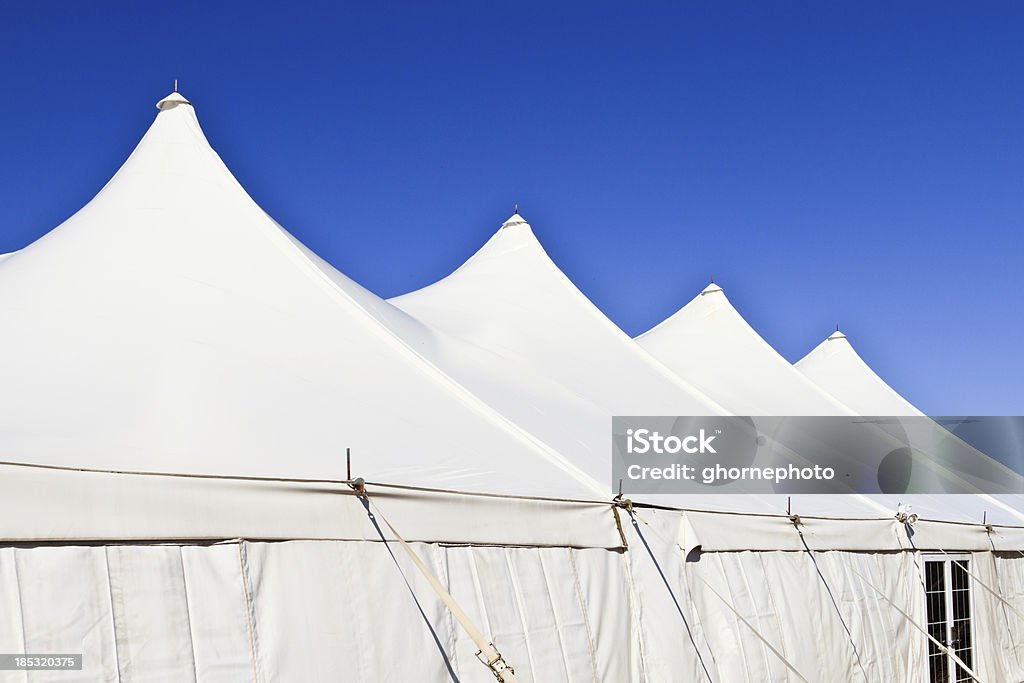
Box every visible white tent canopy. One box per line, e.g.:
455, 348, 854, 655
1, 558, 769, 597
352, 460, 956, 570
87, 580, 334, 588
1, 91, 1021, 683
0, 92, 602, 503
390, 213, 728, 419
636, 282, 856, 415
797, 329, 925, 416
388, 213, 733, 486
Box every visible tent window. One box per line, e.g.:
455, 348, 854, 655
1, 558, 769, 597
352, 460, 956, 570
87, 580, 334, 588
924, 557, 973, 683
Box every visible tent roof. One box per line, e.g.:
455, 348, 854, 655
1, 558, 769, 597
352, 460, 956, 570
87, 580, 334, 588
390, 213, 728, 418
636, 282, 856, 415
0, 92, 1017, 546
796, 329, 924, 416
387, 213, 733, 484
0, 92, 603, 500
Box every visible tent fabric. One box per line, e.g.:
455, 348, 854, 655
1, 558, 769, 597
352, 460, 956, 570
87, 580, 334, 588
0, 93, 603, 502
636, 283, 856, 415
796, 331, 925, 416
389, 213, 726, 421
0, 541, 640, 683
2, 454, 1021, 550
2, 91, 1023, 682
3, 540, 1023, 682
387, 215, 732, 481
0, 462, 620, 547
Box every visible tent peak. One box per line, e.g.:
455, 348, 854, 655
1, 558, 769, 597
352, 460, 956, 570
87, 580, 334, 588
156, 90, 192, 111
501, 212, 529, 229
700, 282, 724, 296
827, 329, 848, 341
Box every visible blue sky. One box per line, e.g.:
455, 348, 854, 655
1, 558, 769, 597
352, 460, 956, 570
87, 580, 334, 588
1, 2, 1021, 414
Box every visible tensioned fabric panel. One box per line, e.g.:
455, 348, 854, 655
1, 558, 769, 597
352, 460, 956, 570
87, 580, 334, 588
0, 464, 620, 549
241, 540, 457, 681
623, 512, 936, 682
564, 547, 643, 682
2, 541, 1023, 682
0, 549, 26, 683
106, 545, 197, 681
798, 551, 925, 681
5, 460, 1021, 550
0, 542, 637, 683
442, 546, 636, 683
0, 96, 607, 503
179, 544, 253, 682
635, 283, 855, 416
974, 553, 1024, 681
795, 332, 924, 417
0, 546, 119, 683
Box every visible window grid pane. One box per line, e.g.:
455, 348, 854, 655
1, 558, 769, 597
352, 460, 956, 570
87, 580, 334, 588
925, 560, 948, 683
925, 558, 972, 683
950, 560, 972, 682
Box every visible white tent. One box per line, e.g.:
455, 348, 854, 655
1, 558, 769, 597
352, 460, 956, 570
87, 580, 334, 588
636, 282, 855, 415
0, 91, 599, 500
797, 329, 925, 416
1, 92, 1022, 682
390, 213, 728, 420
388, 212, 733, 484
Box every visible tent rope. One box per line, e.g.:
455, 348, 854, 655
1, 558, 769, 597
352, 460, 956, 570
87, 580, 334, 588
625, 509, 715, 682
693, 576, 809, 682
629, 509, 810, 682
789, 517, 870, 682
932, 546, 1024, 622
357, 486, 519, 683
848, 565, 986, 683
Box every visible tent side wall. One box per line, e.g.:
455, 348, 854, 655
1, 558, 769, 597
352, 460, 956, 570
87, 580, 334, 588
2, 538, 1022, 682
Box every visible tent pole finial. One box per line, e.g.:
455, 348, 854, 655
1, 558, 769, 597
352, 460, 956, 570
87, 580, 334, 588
173, 79, 178, 93
514, 203, 519, 215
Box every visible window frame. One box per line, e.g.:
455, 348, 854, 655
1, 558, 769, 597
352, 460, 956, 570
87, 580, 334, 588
920, 552, 975, 683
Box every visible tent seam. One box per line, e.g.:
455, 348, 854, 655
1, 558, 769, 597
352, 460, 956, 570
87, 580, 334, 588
177, 547, 200, 683
9, 549, 29, 683
252, 214, 610, 499
792, 531, 870, 681
502, 548, 540, 679
619, 545, 650, 681
236, 541, 261, 683
718, 554, 755, 682
989, 539, 1024, 672
436, 547, 462, 680
535, 550, 574, 682
755, 551, 792, 682
678, 554, 720, 673
466, 550, 494, 638
566, 550, 600, 683
102, 546, 123, 683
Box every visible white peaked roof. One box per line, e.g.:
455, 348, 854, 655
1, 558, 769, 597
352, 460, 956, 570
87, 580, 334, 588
388, 214, 729, 478
0, 92, 605, 500
390, 214, 728, 414
636, 282, 856, 415
796, 330, 924, 416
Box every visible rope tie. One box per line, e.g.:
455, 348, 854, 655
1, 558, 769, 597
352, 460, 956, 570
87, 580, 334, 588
353, 483, 518, 683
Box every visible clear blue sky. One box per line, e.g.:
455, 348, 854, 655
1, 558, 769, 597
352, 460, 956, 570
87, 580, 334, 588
1, 2, 1021, 414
